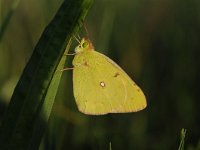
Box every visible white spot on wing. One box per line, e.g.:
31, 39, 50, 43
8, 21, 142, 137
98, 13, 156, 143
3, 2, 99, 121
100, 81, 106, 87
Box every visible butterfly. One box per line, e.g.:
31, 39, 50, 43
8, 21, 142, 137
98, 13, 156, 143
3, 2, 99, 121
64, 38, 147, 115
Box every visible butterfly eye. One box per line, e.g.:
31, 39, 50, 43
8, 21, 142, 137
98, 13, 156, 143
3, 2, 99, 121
82, 42, 89, 48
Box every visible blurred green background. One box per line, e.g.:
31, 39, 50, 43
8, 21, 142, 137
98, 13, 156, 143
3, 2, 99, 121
0, 0, 200, 149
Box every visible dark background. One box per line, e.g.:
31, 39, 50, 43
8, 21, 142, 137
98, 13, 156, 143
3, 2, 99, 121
0, 0, 200, 149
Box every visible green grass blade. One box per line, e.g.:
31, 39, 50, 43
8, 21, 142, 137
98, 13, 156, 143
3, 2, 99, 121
28, 39, 73, 150
0, 0, 93, 150
178, 128, 187, 150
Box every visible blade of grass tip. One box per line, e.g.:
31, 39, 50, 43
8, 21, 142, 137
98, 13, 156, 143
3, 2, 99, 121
0, 0, 93, 150
0, 0, 20, 42
178, 128, 187, 150
109, 142, 112, 150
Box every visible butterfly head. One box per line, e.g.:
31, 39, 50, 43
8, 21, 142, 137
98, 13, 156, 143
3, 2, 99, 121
75, 38, 94, 53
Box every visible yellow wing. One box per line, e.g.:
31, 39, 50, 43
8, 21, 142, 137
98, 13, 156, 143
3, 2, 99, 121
72, 50, 147, 115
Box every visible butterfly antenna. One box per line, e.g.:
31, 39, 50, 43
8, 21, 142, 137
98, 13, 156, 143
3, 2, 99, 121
77, 33, 81, 40
73, 35, 81, 44
83, 22, 90, 39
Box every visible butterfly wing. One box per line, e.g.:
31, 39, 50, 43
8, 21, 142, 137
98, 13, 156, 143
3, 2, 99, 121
73, 50, 147, 115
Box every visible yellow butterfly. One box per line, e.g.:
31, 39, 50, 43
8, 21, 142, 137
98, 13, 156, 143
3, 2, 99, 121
67, 38, 147, 115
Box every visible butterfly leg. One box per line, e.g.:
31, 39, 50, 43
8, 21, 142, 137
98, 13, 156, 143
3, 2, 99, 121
59, 67, 74, 72
56, 67, 74, 73
64, 53, 76, 56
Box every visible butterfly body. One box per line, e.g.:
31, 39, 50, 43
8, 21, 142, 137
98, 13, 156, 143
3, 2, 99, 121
72, 38, 147, 115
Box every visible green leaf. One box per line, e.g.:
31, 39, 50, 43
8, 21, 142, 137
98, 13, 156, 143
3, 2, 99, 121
0, 0, 93, 150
